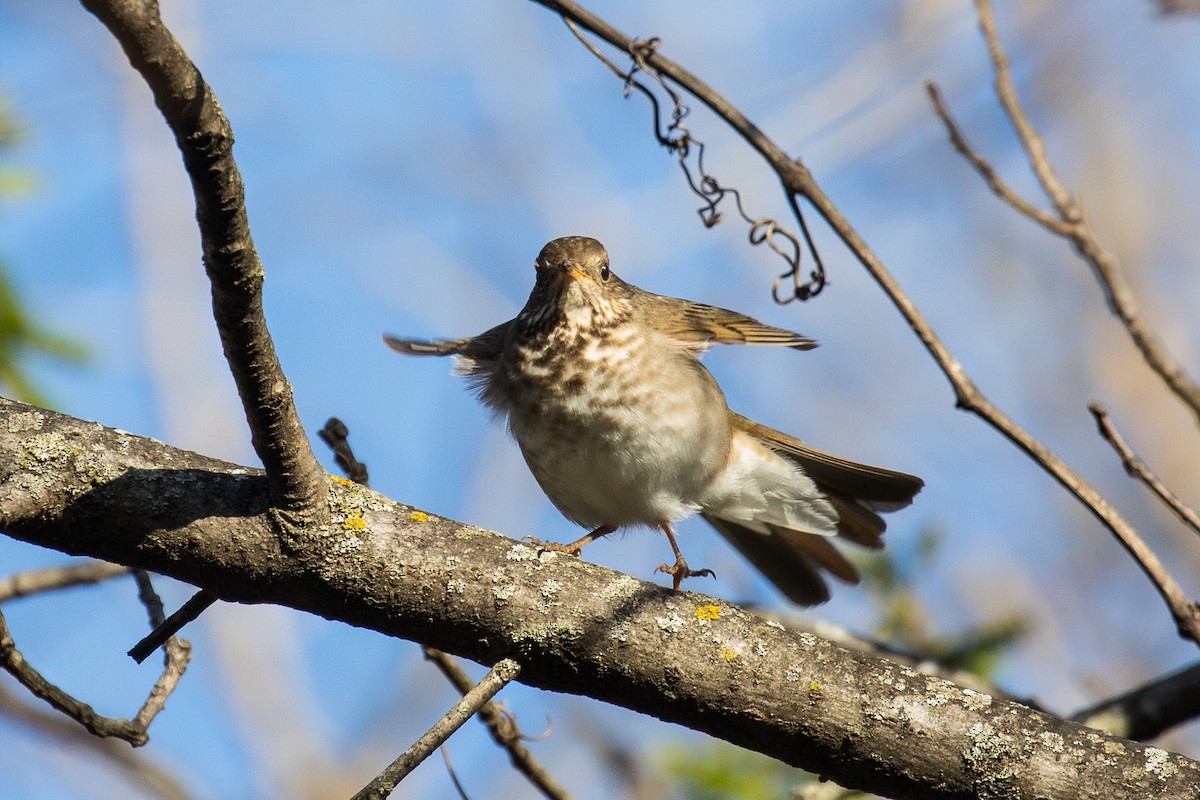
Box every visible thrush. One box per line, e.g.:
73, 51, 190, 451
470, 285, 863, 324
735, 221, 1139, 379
386, 236, 923, 604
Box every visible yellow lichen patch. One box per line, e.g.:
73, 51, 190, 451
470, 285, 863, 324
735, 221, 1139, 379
809, 681, 821, 691
695, 604, 721, 621
721, 648, 737, 662
409, 511, 430, 523
342, 515, 368, 533
330, 475, 355, 486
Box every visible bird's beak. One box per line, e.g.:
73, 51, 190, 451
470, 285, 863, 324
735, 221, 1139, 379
540, 262, 592, 284
564, 265, 592, 283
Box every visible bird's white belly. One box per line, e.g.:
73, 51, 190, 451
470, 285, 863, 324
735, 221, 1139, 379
503, 331, 730, 528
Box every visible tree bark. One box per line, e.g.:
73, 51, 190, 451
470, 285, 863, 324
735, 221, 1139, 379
1, 396, 1195, 800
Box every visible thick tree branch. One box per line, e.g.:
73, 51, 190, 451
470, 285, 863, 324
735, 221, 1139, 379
79, 0, 328, 659
78, 0, 324, 523
1, 398, 1196, 799
534, 0, 1200, 647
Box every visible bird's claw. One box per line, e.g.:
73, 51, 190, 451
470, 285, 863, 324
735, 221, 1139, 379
521, 535, 583, 557
655, 559, 717, 591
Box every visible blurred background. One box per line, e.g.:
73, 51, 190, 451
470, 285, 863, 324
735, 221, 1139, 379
1, 0, 1199, 797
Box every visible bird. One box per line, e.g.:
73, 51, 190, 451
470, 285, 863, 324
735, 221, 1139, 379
385, 236, 923, 604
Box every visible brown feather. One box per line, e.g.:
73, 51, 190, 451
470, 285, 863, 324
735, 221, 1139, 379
638, 293, 818, 350
703, 514, 832, 605
776, 525, 861, 584
823, 492, 886, 549
384, 321, 511, 361
731, 412, 923, 507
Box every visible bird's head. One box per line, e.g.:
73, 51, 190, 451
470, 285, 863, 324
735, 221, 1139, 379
526, 236, 630, 325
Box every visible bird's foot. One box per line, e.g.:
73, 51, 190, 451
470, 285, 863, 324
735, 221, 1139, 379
522, 525, 615, 557
521, 536, 583, 556
655, 557, 716, 592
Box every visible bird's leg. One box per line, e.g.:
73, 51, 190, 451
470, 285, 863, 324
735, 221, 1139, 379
526, 524, 616, 556
655, 522, 715, 590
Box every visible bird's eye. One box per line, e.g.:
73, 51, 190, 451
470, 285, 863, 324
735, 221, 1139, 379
600, 263, 611, 282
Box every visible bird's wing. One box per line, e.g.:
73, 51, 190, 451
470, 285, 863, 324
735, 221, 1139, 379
639, 293, 817, 351
730, 412, 924, 509
383, 320, 512, 361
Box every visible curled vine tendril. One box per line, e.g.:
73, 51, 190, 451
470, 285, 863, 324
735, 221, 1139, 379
563, 21, 827, 302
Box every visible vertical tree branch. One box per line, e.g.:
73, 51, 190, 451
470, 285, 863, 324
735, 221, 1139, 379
78, 0, 325, 524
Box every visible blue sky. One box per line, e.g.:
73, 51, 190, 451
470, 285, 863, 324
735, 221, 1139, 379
3, 1, 1200, 798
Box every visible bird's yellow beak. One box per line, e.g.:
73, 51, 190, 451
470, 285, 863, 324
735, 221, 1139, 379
542, 264, 591, 284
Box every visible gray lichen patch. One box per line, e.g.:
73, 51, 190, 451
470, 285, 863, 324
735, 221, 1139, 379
6, 410, 45, 433
19, 431, 122, 489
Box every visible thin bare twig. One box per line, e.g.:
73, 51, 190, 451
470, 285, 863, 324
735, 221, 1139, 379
423, 647, 571, 800
128, 589, 213, 664
352, 659, 521, 800
439, 745, 471, 800
0, 567, 191, 746
0, 561, 129, 602
1089, 404, 1200, 536
0, 607, 148, 745
531, 0, 1200, 646
975, 0, 1074, 214
932, 0, 1200, 424
129, 571, 192, 730
924, 82, 1072, 235
0, 682, 193, 800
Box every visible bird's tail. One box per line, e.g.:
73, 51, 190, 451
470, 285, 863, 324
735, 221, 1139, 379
705, 413, 923, 605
